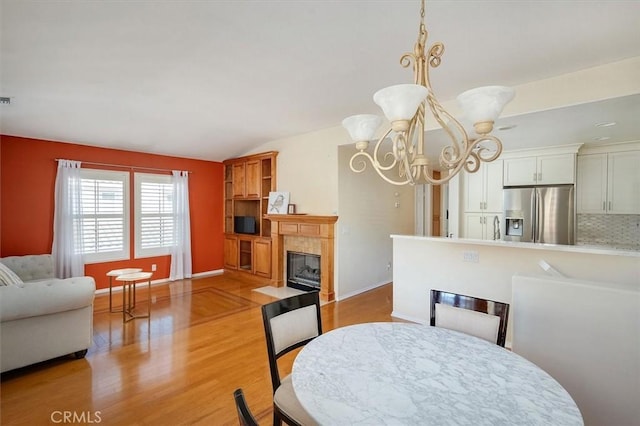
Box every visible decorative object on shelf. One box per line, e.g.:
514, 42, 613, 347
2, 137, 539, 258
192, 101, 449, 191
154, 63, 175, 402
267, 191, 290, 214
288, 204, 296, 214
342, 0, 515, 186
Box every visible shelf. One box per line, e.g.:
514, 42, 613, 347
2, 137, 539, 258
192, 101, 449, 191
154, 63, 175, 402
223, 151, 278, 277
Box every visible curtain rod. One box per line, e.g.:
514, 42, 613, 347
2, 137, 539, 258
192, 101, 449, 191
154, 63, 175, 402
55, 159, 191, 174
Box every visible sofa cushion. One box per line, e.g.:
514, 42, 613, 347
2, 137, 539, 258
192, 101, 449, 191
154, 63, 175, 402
0, 277, 95, 322
0, 262, 24, 287
0, 254, 55, 282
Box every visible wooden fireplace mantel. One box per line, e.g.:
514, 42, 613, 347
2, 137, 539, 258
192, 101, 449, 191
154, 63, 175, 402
266, 214, 338, 302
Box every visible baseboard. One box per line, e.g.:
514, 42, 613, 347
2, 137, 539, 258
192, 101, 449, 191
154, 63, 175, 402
95, 277, 170, 294
94, 269, 223, 295
223, 268, 274, 285
390, 311, 428, 324
336, 281, 390, 302
192, 269, 224, 278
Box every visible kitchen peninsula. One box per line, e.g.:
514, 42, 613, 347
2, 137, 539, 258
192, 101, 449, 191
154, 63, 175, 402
391, 235, 639, 328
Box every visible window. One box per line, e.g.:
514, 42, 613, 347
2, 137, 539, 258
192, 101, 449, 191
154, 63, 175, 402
77, 169, 130, 263
134, 173, 174, 258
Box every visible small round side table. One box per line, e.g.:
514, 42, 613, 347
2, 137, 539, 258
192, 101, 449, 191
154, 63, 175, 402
116, 272, 153, 323
106, 268, 143, 312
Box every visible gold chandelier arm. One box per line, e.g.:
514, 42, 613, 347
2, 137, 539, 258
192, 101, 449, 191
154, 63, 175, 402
468, 135, 503, 162
427, 95, 469, 169
390, 132, 417, 184
410, 104, 424, 156
371, 130, 402, 172
463, 151, 481, 173
349, 150, 414, 186
400, 148, 417, 185
419, 134, 504, 185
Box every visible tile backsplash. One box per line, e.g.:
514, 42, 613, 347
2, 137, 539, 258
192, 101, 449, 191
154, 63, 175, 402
577, 214, 640, 250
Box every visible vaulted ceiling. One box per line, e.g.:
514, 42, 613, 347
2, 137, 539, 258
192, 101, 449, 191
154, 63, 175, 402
1, 0, 639, 161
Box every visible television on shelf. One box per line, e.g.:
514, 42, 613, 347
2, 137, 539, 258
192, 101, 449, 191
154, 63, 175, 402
234, 216, 256, 235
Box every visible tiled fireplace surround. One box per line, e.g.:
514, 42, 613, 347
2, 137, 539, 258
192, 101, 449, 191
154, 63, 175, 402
266, 214, 338, 302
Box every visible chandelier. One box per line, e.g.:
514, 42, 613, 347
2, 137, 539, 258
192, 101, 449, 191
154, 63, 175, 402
342, 0, 515, 186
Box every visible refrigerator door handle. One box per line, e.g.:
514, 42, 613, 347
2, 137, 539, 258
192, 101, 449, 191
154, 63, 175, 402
531, 190, 537, 241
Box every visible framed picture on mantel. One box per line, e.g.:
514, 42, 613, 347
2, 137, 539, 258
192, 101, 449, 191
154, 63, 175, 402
267, 191, 290, 214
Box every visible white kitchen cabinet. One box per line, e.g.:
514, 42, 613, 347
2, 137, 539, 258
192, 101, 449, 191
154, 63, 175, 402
462, 161, 503, 240
576, 154, 607, 213
463, 213, 503, 241
503, 154, 575, 186
578, 151, 640, 214
463, 160, 503, 213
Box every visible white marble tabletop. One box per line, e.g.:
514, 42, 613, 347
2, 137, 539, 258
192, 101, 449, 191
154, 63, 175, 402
115, 271, 152, 281
292, 322, 583, 425
106, 268, 142, 277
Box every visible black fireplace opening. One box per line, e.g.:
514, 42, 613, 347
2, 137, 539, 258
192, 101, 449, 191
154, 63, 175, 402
287, 251, 321, 292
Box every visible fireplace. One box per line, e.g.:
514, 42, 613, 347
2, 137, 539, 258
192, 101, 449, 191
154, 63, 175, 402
266, 214, 337, 302
287, 251, 321, 292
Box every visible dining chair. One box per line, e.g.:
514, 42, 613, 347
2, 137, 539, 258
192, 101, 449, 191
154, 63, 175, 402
430, 289, 510, 347
261, 291, 322, 426
233, 388, 259, 426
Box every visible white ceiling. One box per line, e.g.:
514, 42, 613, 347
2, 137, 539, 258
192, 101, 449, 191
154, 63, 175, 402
1, 0, 639, 161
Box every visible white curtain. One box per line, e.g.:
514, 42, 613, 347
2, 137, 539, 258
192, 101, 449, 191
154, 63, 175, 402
170, 170, 192, 281
52, 160, 84, 278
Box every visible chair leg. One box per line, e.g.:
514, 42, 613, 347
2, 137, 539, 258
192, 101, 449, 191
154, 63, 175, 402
273, 410, 281, 426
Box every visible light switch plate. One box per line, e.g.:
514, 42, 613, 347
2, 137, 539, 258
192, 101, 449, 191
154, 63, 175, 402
462, 251, 479, 263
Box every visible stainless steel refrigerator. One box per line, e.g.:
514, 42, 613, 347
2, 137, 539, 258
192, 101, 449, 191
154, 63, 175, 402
503, 185, 575, 245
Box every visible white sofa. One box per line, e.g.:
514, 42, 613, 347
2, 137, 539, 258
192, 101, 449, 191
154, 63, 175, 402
0, 254, 95, 373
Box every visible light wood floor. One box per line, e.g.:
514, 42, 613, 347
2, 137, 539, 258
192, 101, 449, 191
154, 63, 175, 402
1, 273, 398, 425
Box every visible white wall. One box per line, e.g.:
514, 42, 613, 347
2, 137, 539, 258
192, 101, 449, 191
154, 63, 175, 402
245, 126, 344, 215
427, 56, 640, 127
336, 145, 414, 299
512, 274, 639, 426
391, 236, 639, 343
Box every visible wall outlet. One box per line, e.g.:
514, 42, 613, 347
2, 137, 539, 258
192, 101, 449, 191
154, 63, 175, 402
151, 264, 157, 271
462, 251, 479, 263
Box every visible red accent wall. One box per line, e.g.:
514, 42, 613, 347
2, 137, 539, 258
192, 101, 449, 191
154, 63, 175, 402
0, 135, 224, 289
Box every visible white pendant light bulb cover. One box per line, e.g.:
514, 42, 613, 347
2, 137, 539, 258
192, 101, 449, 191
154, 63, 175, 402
342, 114, 383, 142
373, 84, 429, 122
456, 85, 515, 124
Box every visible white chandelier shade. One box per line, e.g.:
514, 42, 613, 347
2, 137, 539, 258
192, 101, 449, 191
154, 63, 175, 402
456, 85, 515, 132
342, 0, 515, 186
373, 84, 429, 123
342, 114, 383, 144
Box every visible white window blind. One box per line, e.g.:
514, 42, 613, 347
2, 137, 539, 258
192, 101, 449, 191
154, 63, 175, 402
135, 173, 174, 258
77, 169, 130, 263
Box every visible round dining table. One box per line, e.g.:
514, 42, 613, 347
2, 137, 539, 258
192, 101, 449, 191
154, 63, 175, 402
292, 322, 583, 425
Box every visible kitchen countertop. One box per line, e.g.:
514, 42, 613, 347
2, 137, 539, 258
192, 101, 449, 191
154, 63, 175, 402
390, 235, 640, 258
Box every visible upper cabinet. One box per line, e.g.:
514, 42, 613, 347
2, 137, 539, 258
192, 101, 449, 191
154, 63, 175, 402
463, 160, 503, 213
578, 150, 640, 214
503, 153, 576, 186
232, 159, 261, 198
461, 160, 504, 241
224, 151, 278, 236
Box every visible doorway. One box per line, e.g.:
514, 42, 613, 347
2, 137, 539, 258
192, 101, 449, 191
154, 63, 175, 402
431, 171, 441, 236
